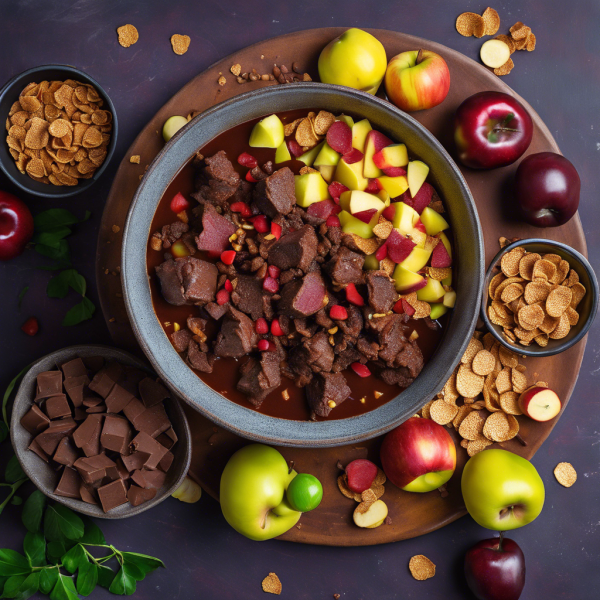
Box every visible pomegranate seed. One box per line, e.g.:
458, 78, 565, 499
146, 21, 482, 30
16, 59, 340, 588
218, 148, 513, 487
271, 222, 282, 240
267, 265, 281, 279
351, 362, 371, 378
170, 192, 191, 214
21, 317, 39, 336
271, 318, 284, 336
257, 339, 270, 352
345, 283, 364, 306
216, 289, 230, 305
325, 215, 341, 227
252, 215, 270, 233
375, 243, 388, 261
220, 250, 236, 265
329, 305, 348, 320
246, 171, 258, 183
287, 139, 304, 157
224, 279, 233, 293
263, 276, 279, 293
237, 152, 258, 168
230, 202, 253, 218
392, 299, 404, 314
255, 318, 269, 334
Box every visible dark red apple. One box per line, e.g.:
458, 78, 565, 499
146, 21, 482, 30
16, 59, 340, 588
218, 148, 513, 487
515, 152, 580, 227
454, 91, 533, 169
0, 191, 34, 260
465, 534, 526, 600
345, 459, 378, 494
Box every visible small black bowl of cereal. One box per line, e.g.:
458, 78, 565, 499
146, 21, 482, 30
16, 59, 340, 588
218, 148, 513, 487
482, 238, 598, 357
0, 64, 118, 199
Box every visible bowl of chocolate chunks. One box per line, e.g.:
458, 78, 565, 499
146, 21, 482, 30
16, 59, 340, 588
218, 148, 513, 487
10, 345, 191, 518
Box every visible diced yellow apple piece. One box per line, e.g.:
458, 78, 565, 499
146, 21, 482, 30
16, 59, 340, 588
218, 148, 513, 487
336, 114, 354, 128
353, 499, 388, 528
377, 175, 409, 198
421, 206, 449, 236
400, 247, 432, 272
407, 160, 429, 197
442, 273, 452, 287
346, 190, 385, 215
275, 141, 291, 164
393, 265, 425, 293
391, 202, 419, 235
298, 141, 325, 167
363, 133, 382, 179
409, 228, 427, 249
249, 114, 284, 148
480, 39, 511, 69
443, 290, 456, 308
352, 119, 372, 152
294, 172, 330, 207
429, 303, 448, 320
376, 189, 391, 206
334, 157, 368, 191
339, 210, 376, 239
364, 254, 380, 270
317, 165, 335, 183
437, 231, 452, 257
417, 278, 445, 302
375, 143, 408, 168
313, 142, 340, 167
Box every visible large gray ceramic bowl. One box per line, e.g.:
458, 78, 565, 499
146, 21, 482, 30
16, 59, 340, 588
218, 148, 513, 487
122, 83, 484, 447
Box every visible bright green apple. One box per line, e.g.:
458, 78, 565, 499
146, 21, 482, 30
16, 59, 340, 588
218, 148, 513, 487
407, 160, 429, 197
352, 119, 372, 152
461, 449, 545, 531
429, 303, 448, 320
420, 206, 449, 236
162, 115, 188, 142
275, 141, 292, 164
298, 141, 325, 166
286, 473, 323, 512
249, 114, 284, 148
417, 277, 445, 302
334, 156, 368, 191
220, 444, 301, 541
314, 143, 340, 167
339, 210, 376, 239
294, 172, 330, 207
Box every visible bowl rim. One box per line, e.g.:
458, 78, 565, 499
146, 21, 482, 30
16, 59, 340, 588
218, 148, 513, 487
481, 238, 599, 357
9, 344, 191, 519
121, 82, 484, 447
0, 64, 118, 199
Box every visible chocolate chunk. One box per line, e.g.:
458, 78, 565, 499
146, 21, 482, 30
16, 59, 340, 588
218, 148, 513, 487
82, 389, 104, 407
132, 404, 171, 438
79, 483, 98, 504
60, 358, 88, 379
88, 370, 116, 399
63, 375, 90, 407
101, 414, 132, 454
268, 225, 318, 273
127, 485, 157, 507
53, 437, 79, 467
130, 469, 148, 488
155, 427, 177, 449
158, 451, 174, 473
33, 418, 77, 455
138, 378, 170, 408
121, 451, 151, 472
28, 438, 50, 463
104, 361, 126, 383
20, 404, 50, 435
74, 456, 107, 484
55, 467, 81, 499
253, 167, 296, 218
98, 479, 128, 512
73, 414, 103, 457
130, 432, 169, 470
278, 271, 327, 317
82, 356, 104, 372
86, 405, 107, 414
45, 394, 71, 419
213, 306, 257, 358
117, 368, 147, 397
123, 397, 146, 424
104, 384, 134, 413
115, 458, 130, 480
73, 406, 87, 421
139, 469, 166, 489
34, 371, 63, 401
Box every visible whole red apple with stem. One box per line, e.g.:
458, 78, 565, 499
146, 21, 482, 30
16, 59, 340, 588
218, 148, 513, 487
464, 533, 526, 600
515, 152, 580, 227
0, 190, 34, 260
385, 49, 450, 112
453, 91, 533, 169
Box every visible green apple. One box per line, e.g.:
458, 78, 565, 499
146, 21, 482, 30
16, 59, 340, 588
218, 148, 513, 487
339, 210, 376, 239
220, 444, 301, 541
429, 303, 448, 320
298, 141, 325, 166
407, 160, 429, 197
391, 202, 419, 235
364, 254, 380, 270
317, 165, 336, 183
318, 28, 387, 95
443, 289, 456, 308
417, 278, 445, 302
275, 141, 292, 164
377, 175, 409, 199
420, 206, 449, 236
286, 473, 323, 512
393, 265, 425, 293
442, 273, 452, 287
400, 247, 431, 272
334, 156, 368, 191
162, 115, 188, 142
249, 114, 284, 148
352, 119, 372, 152
295, 172, 330, 207
461, 449, 545, 531
314, 143, 341, 167
340, 190, 384, 215
336, 114, 355, 128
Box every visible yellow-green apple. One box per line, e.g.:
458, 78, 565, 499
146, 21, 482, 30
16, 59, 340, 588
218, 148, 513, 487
339, 209, 377, 238
393, 264, 426, 293
420, 206, 449, 236
340, 190, 385, 215
317, 165, 335, 183
337, 114, 354, 128
377, 175, 409, 199
334, 155, 368, 191
443, 289, 456, 308
352, 119, 372, 152
453, 91, 533, 169
298, 141, 325, 166
220, 444, 301, 541
373, 144, 408, 169
249, 114, 284, 148
162, 115, 188, 142
407, 160, 429, 197
318, 28, 387, 94
385, 49, 450, 112
364, 130, 392, 178
294, 172, 330, 207
314, 143, 340, 167
380, 417, 457, 492
389, 202, 419, 235
461, 449, 545, 531
275, 141, 292, 164
429, 304, 448, 319
518, 387, 561, 422
417, 277, 445, 302
400, 246, 432, 272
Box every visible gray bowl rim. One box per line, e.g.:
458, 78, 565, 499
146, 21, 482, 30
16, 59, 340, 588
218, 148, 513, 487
0, 64, 118, 199
9, 344, 191, 519
481, 238, 599, 357
121, 82, 484, 447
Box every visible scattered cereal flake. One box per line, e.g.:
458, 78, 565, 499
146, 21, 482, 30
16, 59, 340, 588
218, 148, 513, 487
430, 399, 459, 425
337, 474, 361, 502
494, 58, 514, 76
262, 573, 282, 595
472, 349, 495, 376
533, 259, 557, 281
409, 555, 436, 581
461, 337, 483, 364
524, 280, 552, 305
518, 304, 545, 331
510, 21, 531, 40
129, 155, 140, 164
546, 286, 572, 317
554, 462, 577, 488
549, 313, 571, 340
171, 34, 191, 55
495, 34, 516, 54
230, 64, 242, 76
218, 75, 226, 86
526, 32, 536, 51
468, 436, 493, 456
570, 282, 586, 309
459, 410, 486, 440
117, 24, 139, 48
482, 7, 501, 36
314, 111, 336, 136
483, 411, 513, 442
499, 391, 522, 415
456, 365, 484, 398
456, 12, 485, 38
296, 117, 319, 148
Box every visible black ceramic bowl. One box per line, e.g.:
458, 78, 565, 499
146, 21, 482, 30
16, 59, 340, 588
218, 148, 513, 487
10, 345, 191, 519
0, 64, 118, 199
121, 83, 484, 447
482, 238, 598, 357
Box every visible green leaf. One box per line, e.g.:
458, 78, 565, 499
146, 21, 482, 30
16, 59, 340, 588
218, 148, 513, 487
61, 297, 95, 327
33, 227, 72, 248
44, 505, 84, 541
0, 550, 31, 577
0, 423, 7, 444
22, 491, 46, 533
17, 287, 28, 311
46, 541, 68, 563
47, 269, 86, 299
108, 566, 137, 596
96, 565, 114, 590
76, 561, 97, 597
39, 568, 58, 595
34, 240, 70, 264
79, 517, 105, 545
81, 211, 91, 222
10, 496, 22, 506
61, 544, 86, 575
34, 209, 78, 232
120, 552, 164, 575
2, 571, 39, 599
5, 456, 26, 484
23, 533, 45, 568
2, 364, 31, 428
49, 574, 79, 600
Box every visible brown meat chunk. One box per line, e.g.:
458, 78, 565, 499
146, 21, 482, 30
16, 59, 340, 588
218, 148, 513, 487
187, 340, 214, 373
289, 331, 334, 377
306, 372, 351, 418
160, 221, 189, 249
170, 329, 192, 352
155, 257, 218, 306
203, 150, 240, 187
268, 225, 318, 273
324, 247, 364, 287
213, 306, 257, 358
278, 271, 326, 318
237, 352, 281, 407
231, 274, 264, 320
366, 271, 397, 313
252, 167, 296, 218
195, 203, 236, 255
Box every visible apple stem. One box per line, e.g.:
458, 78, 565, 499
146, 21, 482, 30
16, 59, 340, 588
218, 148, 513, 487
416, 49, 423, 65
498, 531, 504, 551
288, 460, 294, 475
515, 433, 528, 447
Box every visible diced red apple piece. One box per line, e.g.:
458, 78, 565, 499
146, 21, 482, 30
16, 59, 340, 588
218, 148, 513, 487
382, 166, 407, 177
353, 209, 378, 223
326, 121, 353, 154
342, 148, 364, 165
363, 130, 393, 179
345, 459, 378, 493
386, 229, 415, 264
407, 160, 429, 197
400, 182, 434, 214
373, 143, 408, 169
437, 231, 452, 257
518, 387, 561, 422
307, 199, 340, 219
365, 178, 383, 194
431, 241, 452, 268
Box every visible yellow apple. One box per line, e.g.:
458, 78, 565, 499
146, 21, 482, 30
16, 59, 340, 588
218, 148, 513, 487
407, 160, 429, 197
378, 175, 409, 199
334, 157, 369, 191
340, 190, 385, 215
336, 114, 355, 128
443, 290, 456, 308
352, 119, 372, 152
249, 114, 284, 148
400, 247, 431, 272
421, 206, 449, 236
294, 172, 330, 207
317, 165, 336, 183
314, 143, 340, 167
417, 278, 445, 302
298, 141, 325, 166
391, 202, 419, 235
275, 141, 291, 164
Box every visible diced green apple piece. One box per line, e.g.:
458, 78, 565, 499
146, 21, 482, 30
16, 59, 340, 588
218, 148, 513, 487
313, 143, 340, 167
352, 119, 372, 152
334, 157, 368, 191
391, 202, 419, 235
294, 172, 330, 207
339, 210, 377, 239
407, 160, 429, 197
443, 290, 456, 308
442, 273, 452, 287
364, 254, 380, 270
417, 278, 445, 302
429, 303, 448, 320
275, 141, 292, 164
336, 114, 354, 128
317, 165, 336, 183
162, 116, 188, 142
393, 265, 425, 293
298, 141, 325, 166
421, 206, 450, 236
249, 114, 285, 148
377, 175, 409, 198
400, 247, 432, 272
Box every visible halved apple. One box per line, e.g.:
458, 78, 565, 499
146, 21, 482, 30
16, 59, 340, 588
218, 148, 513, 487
352, 119, 372, 152
429, 303, 448, 320
391, 202, 419, 236
407, 160, 429, 197
377, 175, 409, 199
417, 278, 445, 303
399, 247, 432, 272
317, 165, 336, 183
314, 143, 341, 167
443, 289, 456, 308
294, 172, 330, 207
249, 114, 284, 148
518, 387, 561, 422
334, 156, 369, 191
421, 206, 449, 236
298, 141, 325, 167
275, 141, 292, 164
364, 130, 392, 178
373, 143, 408, 169
393, 265, 427, 293
339, 209, 377, 239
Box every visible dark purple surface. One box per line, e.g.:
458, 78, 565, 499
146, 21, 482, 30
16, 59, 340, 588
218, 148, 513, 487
1, 1, 599, 598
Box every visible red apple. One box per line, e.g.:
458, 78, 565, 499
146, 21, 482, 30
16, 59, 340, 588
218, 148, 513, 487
385, 49, 450, 112
514, 152, 580, 227
453, 91, 533, 169
345, 459, 378, 494
464, 534, 526, 600
518, 387, 561, 422
380, 417, 456, 493
0, 191, 34, 261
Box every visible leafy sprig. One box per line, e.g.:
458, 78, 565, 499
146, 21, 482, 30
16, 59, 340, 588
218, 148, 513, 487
46, 270, 95, 327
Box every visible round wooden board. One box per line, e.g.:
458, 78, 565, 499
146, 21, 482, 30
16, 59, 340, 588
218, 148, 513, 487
96, 28, 587, 546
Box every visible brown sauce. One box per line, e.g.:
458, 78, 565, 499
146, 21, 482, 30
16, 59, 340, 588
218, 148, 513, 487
147, 110, 450, 421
